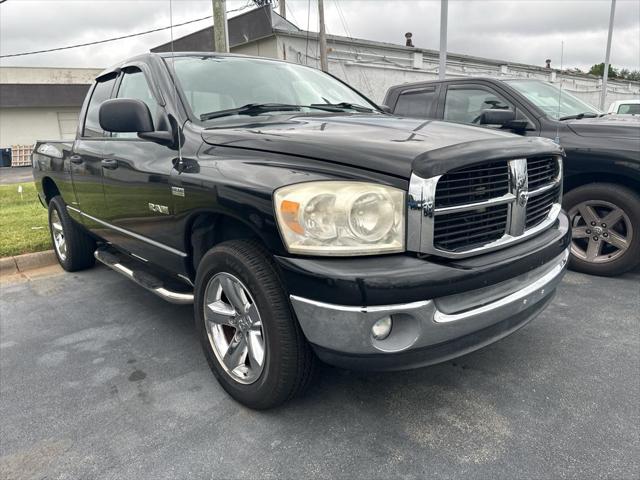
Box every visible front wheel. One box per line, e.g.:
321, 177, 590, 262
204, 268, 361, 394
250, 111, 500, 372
195, 239, 315, 409
563, 183, 640, 276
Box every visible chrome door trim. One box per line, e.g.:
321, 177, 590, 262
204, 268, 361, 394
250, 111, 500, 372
67, 205, 187, 258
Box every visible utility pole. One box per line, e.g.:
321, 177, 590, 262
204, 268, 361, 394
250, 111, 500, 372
318, 0, 328, 72
279, 0, 286, 19
600, 0, 616, 110
439, 0, 448, 80
212, 0, 229, 53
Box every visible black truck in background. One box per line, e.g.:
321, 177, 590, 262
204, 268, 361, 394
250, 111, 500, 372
385, 78, 640, 276
33, 53, 570, 409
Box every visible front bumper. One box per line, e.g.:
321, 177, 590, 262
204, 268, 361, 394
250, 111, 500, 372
283, 213, 571, 371
290, 248, 568, 370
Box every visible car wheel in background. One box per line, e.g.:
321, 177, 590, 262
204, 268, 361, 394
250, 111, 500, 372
195, 239, 315, 409
48, 196, 96, 272
563, 183, 640, 276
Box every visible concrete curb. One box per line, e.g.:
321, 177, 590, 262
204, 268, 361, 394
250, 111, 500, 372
0, 250, 57, 276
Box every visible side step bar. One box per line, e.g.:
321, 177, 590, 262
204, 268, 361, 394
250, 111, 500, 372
94, 248, 194, 305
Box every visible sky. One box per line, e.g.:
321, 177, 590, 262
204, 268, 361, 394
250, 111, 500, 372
0, 0, 639, 72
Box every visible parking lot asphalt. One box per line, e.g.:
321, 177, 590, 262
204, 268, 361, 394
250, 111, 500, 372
1, 265, 638, 480
0, 167, 33, 186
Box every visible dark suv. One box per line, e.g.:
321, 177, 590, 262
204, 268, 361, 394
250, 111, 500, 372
385, 77, 640, 276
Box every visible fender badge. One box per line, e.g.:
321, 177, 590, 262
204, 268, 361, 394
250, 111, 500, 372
148, 203, 170, 215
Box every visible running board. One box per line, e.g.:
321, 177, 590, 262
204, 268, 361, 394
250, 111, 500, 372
94, 248, 194, 305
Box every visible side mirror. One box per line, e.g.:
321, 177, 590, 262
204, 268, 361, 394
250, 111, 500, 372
504, 119, 531, 132
378, 104, 392, 113
478, 109, 531, 132
478, 109, 515, 126
99, 99, 154, 133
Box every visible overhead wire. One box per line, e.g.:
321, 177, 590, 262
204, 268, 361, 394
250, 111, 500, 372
0, 2, 253, 58
332, 0, 374, 95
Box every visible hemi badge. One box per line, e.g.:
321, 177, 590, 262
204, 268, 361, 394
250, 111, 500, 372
171, 186, 185, 197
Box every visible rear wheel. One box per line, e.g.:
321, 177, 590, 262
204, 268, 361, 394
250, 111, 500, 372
48, 196, 96, 272
563, 183, 640, 276
195, 239, 315, 409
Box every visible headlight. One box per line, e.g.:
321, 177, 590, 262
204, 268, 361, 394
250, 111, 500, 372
274, 181, 405, 256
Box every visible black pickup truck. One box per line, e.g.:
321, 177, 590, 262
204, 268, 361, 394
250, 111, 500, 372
384, 77, 640, 276
33, 53, 570, 409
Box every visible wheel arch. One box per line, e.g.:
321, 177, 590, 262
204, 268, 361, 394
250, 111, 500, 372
185, 211, 269, 278
42, 176, 61, 205
564, 171, 640, 194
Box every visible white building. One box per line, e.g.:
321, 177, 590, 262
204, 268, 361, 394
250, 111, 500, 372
153, 6, 640, 106
0, 67, 102, 149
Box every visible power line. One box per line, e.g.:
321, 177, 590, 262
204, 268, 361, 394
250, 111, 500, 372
0, 16, 211, 58
0, 2, 253, 59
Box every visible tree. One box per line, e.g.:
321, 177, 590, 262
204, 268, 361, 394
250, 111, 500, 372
627, 71, 640, 82
588, 62, 619, 78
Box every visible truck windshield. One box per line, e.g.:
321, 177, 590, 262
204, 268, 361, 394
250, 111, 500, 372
505, 79, 601, 120
167, 55, 378, 121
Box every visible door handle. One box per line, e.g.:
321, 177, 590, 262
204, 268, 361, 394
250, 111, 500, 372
69, 155, 83, 165
101, 159, 118, 170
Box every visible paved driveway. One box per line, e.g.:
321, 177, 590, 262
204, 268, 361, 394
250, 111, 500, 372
0, 167, 33, 185
1, 266, 638, 479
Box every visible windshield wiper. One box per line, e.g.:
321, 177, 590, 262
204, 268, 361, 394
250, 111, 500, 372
199, 102, 378, 121
558, 112, 600, 121
200, 103, 302, 121
310, 102, 375, 113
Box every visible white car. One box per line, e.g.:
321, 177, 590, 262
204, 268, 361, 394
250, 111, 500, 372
607, 99, 640, 115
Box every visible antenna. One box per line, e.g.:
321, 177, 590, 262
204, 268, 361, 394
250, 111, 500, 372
169, 0, 183, 165
554, 40, 564, 144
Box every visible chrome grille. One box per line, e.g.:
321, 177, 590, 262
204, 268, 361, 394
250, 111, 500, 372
526, 185, 561, 229
434, 204, 509, 251
435, 162, 509, 208
527, 156, 558, 190
407, 155, 563, 258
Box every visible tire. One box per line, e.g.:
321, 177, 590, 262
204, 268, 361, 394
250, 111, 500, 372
563, 183, 640, 276
48, 196, 96, 272
195, 239, 315, 409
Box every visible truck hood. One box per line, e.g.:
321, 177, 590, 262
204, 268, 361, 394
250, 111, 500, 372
565, 115, 640, 139
200, 114, 526, 178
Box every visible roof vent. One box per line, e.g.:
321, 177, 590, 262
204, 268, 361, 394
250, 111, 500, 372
405, 32, 414, 47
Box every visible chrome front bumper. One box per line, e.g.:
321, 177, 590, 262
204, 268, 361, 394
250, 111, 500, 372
290, 248, 569, 367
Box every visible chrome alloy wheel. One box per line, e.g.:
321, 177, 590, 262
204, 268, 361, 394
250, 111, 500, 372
568, 200, 633, 264
50, 209, 67, 261
203, 272, 266, 384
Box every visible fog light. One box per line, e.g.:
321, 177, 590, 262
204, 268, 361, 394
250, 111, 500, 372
372, 316, 392, 340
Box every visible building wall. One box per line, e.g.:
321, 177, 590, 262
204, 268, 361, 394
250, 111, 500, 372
232, 37, 280, 59
0, 67, 102, 85
275, 33, 640, 107
0, 107, 80, 147
0, 67, 100, 149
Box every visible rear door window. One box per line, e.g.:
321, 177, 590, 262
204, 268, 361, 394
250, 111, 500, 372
394, 88, 438, 119
83, 77, 116, 137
